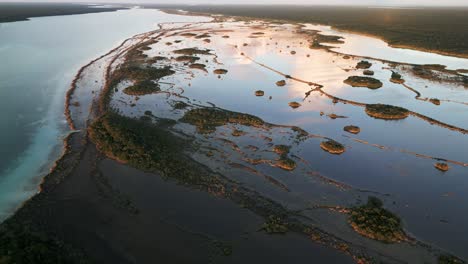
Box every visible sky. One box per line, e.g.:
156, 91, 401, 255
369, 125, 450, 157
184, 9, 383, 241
2, 0, 468, 6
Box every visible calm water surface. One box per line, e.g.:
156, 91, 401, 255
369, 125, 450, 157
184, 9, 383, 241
303, 24, 468, 71
111, 21, 468, 258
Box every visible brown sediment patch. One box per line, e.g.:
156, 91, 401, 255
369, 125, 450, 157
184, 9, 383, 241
344, 125, 360, 134
213, 69, 228, 74
290, 51, 296, 55
203, 39, 211, 43
435, 163, 450, 172
344, 76, 383, 89
365, 104, 409, 120
255, 90, 264, 96
288, 102, 301, 109
328, 113, 348, 119
401, 83, 421, 99
343, 55, 351, 59
320, 140, 345, 155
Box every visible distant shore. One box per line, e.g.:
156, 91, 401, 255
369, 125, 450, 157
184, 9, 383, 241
147, 4, 468, 60
0, 3, 125, 23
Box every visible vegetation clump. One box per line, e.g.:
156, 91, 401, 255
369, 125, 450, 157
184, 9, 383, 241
172, 101, 189, 110
195, 33, 211, 39
320, 140, 346, 155
180, 108, 265, 134
123, 80, 160, 96
363, 70, 374, 76
276, 80, 286, 86
146, 56, 167, 64
349, 197, 406, 243
0, 221, 91, 264
179, 33, 197, 37
288, 102, 301, 109
173, 48, 211, 55
115, 65, 175, 83
310, 34, 343, 49
365, 104, 410, 120
344, 125, 361, 134
412, 65, 434, 78
344, 76, 383, 89
261, 215, 288, 234
213, 69, 228, 75
232, 129, 246, 137
273, 145, 291, 155
438, 255, 464, 264
435, 162, 450, 172
189, 63, 207, 71
175, 55, 200, 63
255, 90, 264, 96
429, 98, 441, 105
390, 71, 405, 84
276, 157, 296, 171
89, 113, 223, 188
272, 145, 296, 171
356, 60, 372, 69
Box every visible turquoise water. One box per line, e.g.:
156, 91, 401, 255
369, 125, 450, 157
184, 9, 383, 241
0, 8, 207, 220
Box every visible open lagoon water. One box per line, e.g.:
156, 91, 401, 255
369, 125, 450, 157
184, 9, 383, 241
0, 7, 209, 220
105, 20, 468, 258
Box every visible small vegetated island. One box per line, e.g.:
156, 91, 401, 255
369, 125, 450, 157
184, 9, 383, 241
344, 76, 383, 89
349, 197, 406, 243
320, 140, 346, 154
365, 104, 410, 120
